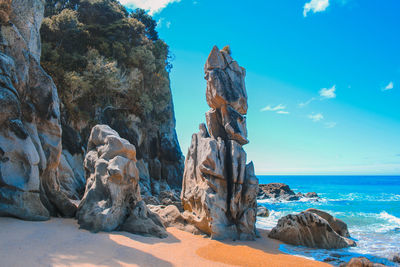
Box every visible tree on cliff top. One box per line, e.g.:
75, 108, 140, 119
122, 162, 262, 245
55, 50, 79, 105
41, 0, 172, 135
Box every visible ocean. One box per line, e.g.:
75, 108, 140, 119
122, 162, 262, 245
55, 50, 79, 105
256, 175, 400, 266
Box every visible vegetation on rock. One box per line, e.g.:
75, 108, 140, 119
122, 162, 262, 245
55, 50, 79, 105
41, 0, 173, 132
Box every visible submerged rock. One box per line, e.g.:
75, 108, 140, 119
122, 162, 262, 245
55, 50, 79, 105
181, 46, 258, 240
305, 192, 319, 198
268, 212, 356, 249
76, 125, 167, 238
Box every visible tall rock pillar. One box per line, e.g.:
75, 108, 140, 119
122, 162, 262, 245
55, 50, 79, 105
181, 46, 259, 240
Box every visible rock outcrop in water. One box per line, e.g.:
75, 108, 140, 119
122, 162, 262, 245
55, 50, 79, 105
181, 46, 259, 240
269, 211, 356, 249
76, 125, 167, 238
258, 183, 320, 201
0, 0, 83, 220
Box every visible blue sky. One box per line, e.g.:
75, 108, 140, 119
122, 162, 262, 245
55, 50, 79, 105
122, 0, 400, 175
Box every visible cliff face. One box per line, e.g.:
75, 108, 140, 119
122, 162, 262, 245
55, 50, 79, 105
0, 0, 79, 219
0, 0, 184, 220
41, 0, 184, 198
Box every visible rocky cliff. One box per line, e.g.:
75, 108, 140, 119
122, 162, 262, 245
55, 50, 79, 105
40, 0, 184, 199
181, 46, 259, 240
0, 0, 184, 220
0, 0, 81, 219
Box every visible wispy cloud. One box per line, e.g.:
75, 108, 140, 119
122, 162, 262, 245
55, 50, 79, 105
277, 110, 290, 114
303, 0, 330, 17
299, 97, 316, 107
309, 113, 324, 122
119, 0, 181, 15
261, 104, 289, 115
261, 104, 286, 112
325, 122, 337, 128
319, 85, 336, 99
382, 81, 394, 91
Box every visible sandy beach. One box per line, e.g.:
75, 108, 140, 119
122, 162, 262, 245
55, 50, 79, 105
0, 217, 329, 267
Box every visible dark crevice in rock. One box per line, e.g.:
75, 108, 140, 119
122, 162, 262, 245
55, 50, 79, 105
224, 136, 233, 220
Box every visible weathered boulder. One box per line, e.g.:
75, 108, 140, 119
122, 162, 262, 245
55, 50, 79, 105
306, 208, 350, 237
181, 46, 258, 240
148, 204, 200, 234
76, 125, 167, 238
257, 206, 269, 217
268, 212, 356, 249
0, 0, 83, 220
340, 257, 386, 267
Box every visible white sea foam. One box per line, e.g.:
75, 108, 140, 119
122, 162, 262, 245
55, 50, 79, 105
256, 210, 285, 229
379, 211, 400, 226
325, 193, 400, 202
280, 244, 398, 266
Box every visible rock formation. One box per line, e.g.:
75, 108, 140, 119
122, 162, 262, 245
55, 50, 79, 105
340, 257, 386, 267
76, 125, 167, 238
0, 0, 184, 221
306, 208, 350, 238
258, 183, 320, 201
181, 46, 259, 240
0, 0, 83, 220
40, 1, 185, 200
268, 212, 356, 249
148, 204, 200, 234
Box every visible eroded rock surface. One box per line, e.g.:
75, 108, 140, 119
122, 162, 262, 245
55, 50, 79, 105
0, 0, 83, 220
148, 204, 200, 234
76, 125, 166, 238
181, 46, 258, 240
306, 208, 350, 238
268, 212, 356, 249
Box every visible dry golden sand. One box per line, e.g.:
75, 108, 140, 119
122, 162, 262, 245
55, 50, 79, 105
0, 217, 329, 267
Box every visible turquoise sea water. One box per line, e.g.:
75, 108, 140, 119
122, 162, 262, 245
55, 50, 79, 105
256, 175, 400, 266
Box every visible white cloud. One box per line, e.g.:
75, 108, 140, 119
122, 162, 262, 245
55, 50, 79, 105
261, 104, 290, 115
277, 110, 290, 114
382, 81, 394, 91
299, 97, 316, 107
166, 21, 171, 28
303, 0, 330, 17
325, 122, 337, 128
319, 85, 336, 99
119, 0, 181, 15
261, 104, 286, 112
309, 113, 324, 122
